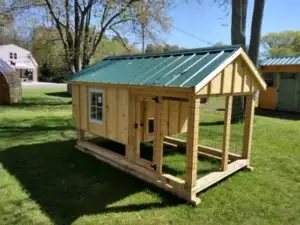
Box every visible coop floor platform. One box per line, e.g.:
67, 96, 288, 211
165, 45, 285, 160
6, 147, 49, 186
75, 140, 249, 205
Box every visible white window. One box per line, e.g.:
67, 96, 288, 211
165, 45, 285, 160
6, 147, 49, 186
89, 88, 104, 124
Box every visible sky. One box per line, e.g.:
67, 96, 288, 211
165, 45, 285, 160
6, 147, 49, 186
163, 0, 300, 48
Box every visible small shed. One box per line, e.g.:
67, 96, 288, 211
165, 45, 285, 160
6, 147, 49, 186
0, 58, 22, 104
259, 56, 300, 112
69, 45, 266, 204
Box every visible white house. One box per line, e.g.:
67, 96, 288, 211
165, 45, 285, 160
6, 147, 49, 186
0, 44, 38, 82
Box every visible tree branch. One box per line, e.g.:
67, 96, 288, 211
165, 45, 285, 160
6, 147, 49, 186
109, 28, 130, 51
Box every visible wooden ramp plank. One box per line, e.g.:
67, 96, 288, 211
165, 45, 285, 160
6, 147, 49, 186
195, 159, 248, 193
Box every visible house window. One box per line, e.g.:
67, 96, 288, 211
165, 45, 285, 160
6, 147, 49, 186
14, 53, 17, 59
263, 72, 277, 87
89, 88, 104, 123
9, 52, 13, 59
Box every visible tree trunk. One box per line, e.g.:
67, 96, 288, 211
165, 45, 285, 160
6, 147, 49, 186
248, 0, 265, 66
231, 0, 248, 123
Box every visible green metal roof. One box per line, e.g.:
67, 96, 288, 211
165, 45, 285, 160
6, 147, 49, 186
71, 45, 242, 88
261, 55, 300, 66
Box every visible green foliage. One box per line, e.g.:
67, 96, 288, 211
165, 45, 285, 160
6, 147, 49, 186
214, 41, 225, 46
261, 30, 300, 56
31, 27, 139, 78
145, 44, 181, 53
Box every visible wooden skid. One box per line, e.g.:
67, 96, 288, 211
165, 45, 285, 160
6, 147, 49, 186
75, 141, 200, 205
194, 159, 249, 193
163, 136, 242, 161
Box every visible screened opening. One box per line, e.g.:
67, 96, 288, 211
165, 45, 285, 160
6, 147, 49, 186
89, 88, 104, 123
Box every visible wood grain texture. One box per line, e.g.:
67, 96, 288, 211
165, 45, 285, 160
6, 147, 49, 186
243, 95, 255, 162
184, 97, 200, 191
221, 96, 232, 171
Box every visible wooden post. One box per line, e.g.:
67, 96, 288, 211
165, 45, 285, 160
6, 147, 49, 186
135, 96, 141, 162
77, 129, 85, 141
184, 97, 200, 191
126, 93, 135, 162
221, 96, 233, 171
242, 95, 255, 163
153, 97, 164, 174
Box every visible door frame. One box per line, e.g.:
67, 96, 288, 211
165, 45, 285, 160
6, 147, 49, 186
133, 94, 165, 171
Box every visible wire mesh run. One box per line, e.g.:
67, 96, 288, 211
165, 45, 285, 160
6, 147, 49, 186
199, 96, 247, 155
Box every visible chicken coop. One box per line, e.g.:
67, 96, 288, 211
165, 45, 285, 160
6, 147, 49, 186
69, 45, 266, 204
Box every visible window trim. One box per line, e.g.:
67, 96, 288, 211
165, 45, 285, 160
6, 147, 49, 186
88, 88, 104, 124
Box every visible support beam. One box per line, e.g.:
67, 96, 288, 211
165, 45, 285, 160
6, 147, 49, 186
242, 95, 255, 165
195, 159, 248, 193
221, 96, 233, 171
126, 93, 135, 162
153, 97, 164, 174
163, 137, 242, 161
184, 96, 200, 191
77, 129, 85, 141
134, 96, 141, 162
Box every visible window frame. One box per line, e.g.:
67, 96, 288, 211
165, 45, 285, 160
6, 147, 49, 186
9, 52, 13, 59
14, 53, 17, 59
88, 88, 104, 124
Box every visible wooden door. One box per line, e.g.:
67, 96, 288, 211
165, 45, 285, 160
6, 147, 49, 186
278, 73, 298, 112
133, 95, 157, 170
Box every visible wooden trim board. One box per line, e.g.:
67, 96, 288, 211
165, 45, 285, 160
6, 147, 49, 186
163, 136, 242, 161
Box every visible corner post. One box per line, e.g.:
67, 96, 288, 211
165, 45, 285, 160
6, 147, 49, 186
184, 96, 200, 196
77, 129, 85, 141
242, 94, 255, 166
221, 96, 233, 171
153, 97, 164, 174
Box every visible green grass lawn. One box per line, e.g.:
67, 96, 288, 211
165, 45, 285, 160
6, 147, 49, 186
1, 88, 300, 225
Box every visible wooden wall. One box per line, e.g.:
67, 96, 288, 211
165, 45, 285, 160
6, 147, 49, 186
72, 84, 129, 145
259, 87, 278, 110
140, 100, 188, 142
197, 58, 260, 96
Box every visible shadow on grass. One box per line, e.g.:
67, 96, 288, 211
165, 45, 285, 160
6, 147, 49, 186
255, 108, 300, 120
46, 92, 70, 98
3, 97, 72, 109
0, 140, 182, 225
199, 121, 224, 126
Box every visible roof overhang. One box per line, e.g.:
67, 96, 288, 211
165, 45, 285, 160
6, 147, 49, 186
195, 48, 267, 93
14, 63, 35, 70
261, 64, 300, 73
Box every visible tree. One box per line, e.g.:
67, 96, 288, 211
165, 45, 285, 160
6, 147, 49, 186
261, 31, 300, 56
145, 43, 180, 53
28, 0, 170, 74
230, 0, 265, 123
214, 41, 225, 46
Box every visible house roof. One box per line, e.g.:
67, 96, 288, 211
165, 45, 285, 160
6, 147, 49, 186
70, 45, 246, 88
261, 55, 300, 66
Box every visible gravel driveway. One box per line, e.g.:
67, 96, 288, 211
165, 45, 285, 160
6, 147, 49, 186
22, 82, 67, 89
